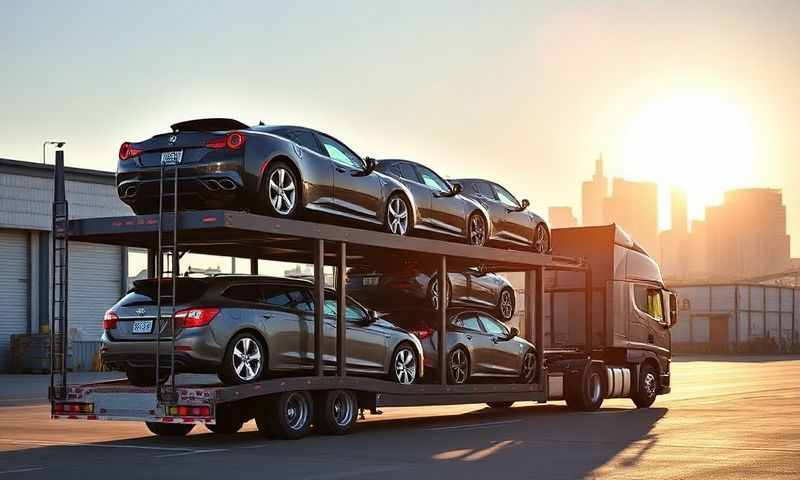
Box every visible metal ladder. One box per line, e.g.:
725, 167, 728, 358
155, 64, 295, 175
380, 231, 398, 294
155, 160, 180, 403
49, 151, 69, 401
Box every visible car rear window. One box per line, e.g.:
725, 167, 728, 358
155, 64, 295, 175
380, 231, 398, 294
223, 284, 263, 302
123, 278, 209, 306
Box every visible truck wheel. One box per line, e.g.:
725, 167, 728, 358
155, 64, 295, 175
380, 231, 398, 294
632, 364, 658, 408
205, 404, 244, 434
256, 391, 313, 440
486, 401, 514, 408
316, 390, 358, 435
145, 422, 194, 436
565, 364, 605, 412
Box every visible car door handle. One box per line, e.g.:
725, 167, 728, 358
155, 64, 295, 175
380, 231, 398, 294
492, 337, 499, 344
648, 334, 654, 344
466, 335, 472, 341
262, 314, 272, 319
335, 167, 347, 173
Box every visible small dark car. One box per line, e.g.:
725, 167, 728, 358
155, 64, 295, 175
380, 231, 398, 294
101, 276, 424, 386
387, 310, 537, 385
374, 159, 492, 246
452, 178, 551, 253
347, 260, 516, 321
116, 118, 418, 237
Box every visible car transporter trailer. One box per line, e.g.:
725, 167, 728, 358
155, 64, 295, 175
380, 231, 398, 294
48, 152, 604, 439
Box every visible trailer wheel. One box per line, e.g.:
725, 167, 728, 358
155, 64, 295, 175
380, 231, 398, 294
145, 422, 194, 437
205, 404, 244, 434
316, 390, 358, 435
565, 364, 605, 412
486, 401, 514, 409
632, 364, 658, 408
256, 391, 313, 440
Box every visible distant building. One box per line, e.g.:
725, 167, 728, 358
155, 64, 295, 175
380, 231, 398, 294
580, 155, 607, 226
602, 178, 659, 256
659, 187, 689, 280
687, 219, 708, 280
548, 206, 577, 229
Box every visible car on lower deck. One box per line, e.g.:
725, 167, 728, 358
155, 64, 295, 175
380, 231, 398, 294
100, 276, 424, 386
385, 310, 537, 385
347, 260, 516, 321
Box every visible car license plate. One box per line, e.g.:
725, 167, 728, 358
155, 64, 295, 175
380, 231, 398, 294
132, 320, 154, 334
363, 276, 380, 287
160, 150, 183, 165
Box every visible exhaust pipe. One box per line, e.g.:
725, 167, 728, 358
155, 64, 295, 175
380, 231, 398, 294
203, 179, 221, 191
121, 185, 138, 198
217, 179, 237, 191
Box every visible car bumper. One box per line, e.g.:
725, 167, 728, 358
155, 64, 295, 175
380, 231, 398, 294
100, 328, 223, 373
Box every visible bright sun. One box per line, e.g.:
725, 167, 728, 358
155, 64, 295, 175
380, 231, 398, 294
617, 92, 757, 227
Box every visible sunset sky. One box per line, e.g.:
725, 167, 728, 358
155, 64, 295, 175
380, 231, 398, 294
3, 1, 799, 255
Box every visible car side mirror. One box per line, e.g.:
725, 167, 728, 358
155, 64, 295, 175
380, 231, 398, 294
366, 309, 381, 323
451, 183, 463, 195
353, 157, 376, 177
668, 293, 678, 328
506, 327, 519, 340
520, 199, 530, 210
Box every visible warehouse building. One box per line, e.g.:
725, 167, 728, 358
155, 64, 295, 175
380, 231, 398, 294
0, 158, 131, 372
671, 283, 799, 353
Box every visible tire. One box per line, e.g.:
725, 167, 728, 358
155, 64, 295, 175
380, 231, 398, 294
632, 363, 658, 408
428, 277, 452, 311
385, 194, 411, 236
264, 162, 300, 217
519, 348, 537, 384
497, 288, 515, 321
565, 364, 605, 411
145, 422, 194, 437
218, 332, 266, 386
486, 401, 514, 409
447, 347, 470, 385
205, 404, 244, 434
389, 343, 418, 385
316, 390, 358, 435
255, 391, 313, 440
532, 223, 551, 254
467, 213, 487, 246
126, 366, 168, 387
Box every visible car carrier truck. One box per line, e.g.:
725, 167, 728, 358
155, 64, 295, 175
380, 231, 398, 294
47, 152, 675, 439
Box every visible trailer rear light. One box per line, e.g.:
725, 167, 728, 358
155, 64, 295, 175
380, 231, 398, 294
54, 402, 94, 414
206, 132, 247, 150
103, 310, 118, 330
167, 405, 210, 417
412, 326, 434, 340
175, 307, 220, 328
118, 142, 143, 161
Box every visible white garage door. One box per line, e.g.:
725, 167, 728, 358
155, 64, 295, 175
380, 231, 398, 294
0, 230, 29, 372
68, 242, 122, 342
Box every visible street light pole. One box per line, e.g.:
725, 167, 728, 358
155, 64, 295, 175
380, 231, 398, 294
43, 141, 66, 164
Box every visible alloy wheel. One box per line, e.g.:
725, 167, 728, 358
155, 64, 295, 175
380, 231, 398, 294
500, 290, 514, 320
449, 349, 468, 384
534, 224, 549, 253
232, 337, 262, 382
268, 167, 296, 215
393, 347, 417, 384
521, 350, 536, 383
469, 215, 486, 246
387, 196, 409, 235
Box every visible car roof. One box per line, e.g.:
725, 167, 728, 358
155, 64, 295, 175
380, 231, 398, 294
206, 275, 313, 287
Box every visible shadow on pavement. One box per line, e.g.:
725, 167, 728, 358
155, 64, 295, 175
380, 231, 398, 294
674, 354, 800, 363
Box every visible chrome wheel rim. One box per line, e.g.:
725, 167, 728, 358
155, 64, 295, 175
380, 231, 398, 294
394, 348, 417, 384
449, 349, 468, 384
232, 337, 262, 381
284, 392, 309, 431
643, 372, 657, 398
331, 392, 355, 427
589, 372, 602, 403
522, 351, 536, 383
500, 290, 514, 319
469, 215, 486, 246
387, 197, 409, 235
534, 224, 549, 253
268, 167, 296, 215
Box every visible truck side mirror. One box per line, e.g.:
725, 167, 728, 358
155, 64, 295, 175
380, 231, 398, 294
668, 293, 678, 328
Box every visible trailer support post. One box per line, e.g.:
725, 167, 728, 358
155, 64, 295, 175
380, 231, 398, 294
314, 239, 325, 376
438, 255, 447, 385
336, 242, 347, 377
250, 257, 258, 275
534, 267, 544, 388
584, 266, 593, 355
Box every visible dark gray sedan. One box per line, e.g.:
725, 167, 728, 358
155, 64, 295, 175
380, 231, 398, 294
101, 276, 424, 386
386, 310, 537, 385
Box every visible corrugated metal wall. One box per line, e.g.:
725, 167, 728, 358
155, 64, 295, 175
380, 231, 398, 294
68, 242, 123, 343
0, 229, 29, 371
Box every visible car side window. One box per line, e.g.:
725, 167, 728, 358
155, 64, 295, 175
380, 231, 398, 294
316, 133, 364, 169
457, 313, 482, 332
633, 285, 665, 322
288, 130, 324, 155
492, 184, 520, 208
322, 292, 368, 322
222, 284, 263, 302
415, 165, 450, 193
263, 286, 314, 311
474, 182, 496, 199
398, 163, 421, 182
479, 314, 508, 336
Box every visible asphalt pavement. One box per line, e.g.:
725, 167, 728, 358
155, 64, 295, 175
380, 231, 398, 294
0, 356, 798, 479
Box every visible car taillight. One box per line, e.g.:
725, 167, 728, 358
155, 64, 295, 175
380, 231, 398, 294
118, 142, 143, 161
175, 307, 220, 328
206, 132, 246, 150
413, 326, 434, 340
103, 310, 118, 330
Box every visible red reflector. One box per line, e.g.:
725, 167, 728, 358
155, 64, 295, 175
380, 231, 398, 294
413, 327, 434, 340
177, 406, 190, 416
205, 137, 226, 149
388, 281, 412, 290
175, 345, 192, 352
201, 216, 218, 223
103, 310, 118, 330
175, 308, 220, 328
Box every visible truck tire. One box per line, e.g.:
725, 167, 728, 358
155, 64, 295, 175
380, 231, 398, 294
632, 364, 658, 408
145, 422, 194, 436
316, 390, 358, 435
256, 391, 313, 440
565, 364, 605, 412
486, 401, 514, 409
206, 404, 244, 434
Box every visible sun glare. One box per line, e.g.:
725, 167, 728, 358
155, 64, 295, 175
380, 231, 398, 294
617, 92, 757, 225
